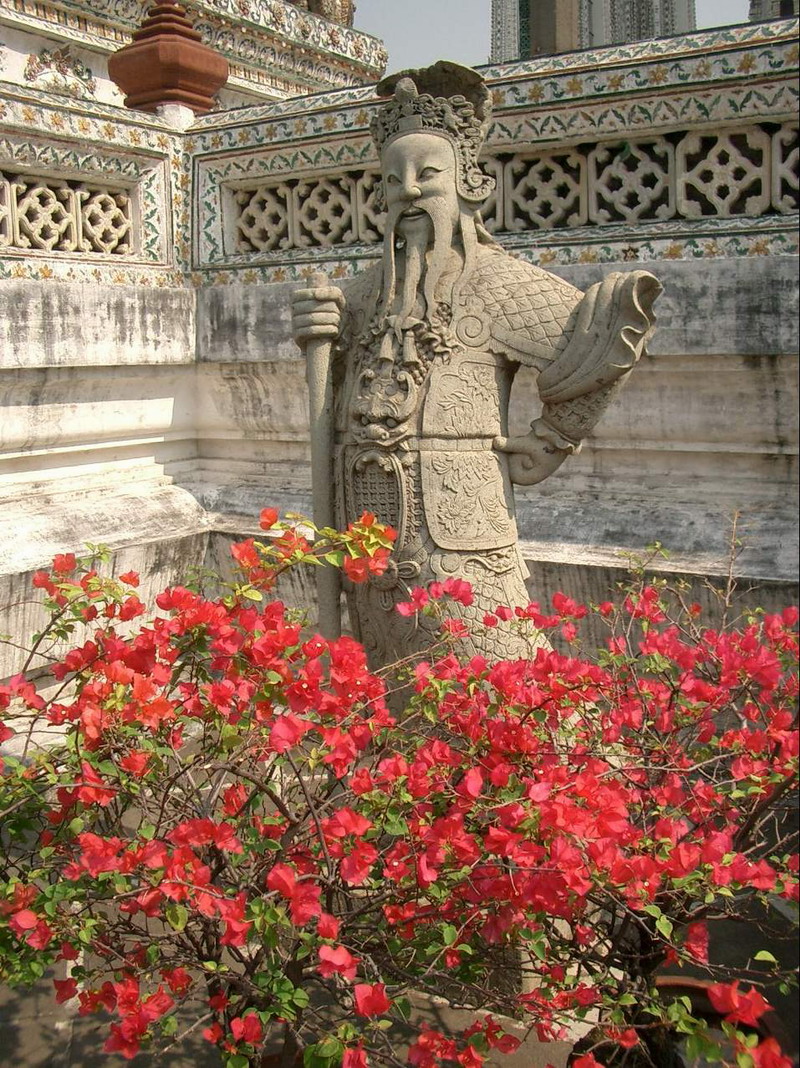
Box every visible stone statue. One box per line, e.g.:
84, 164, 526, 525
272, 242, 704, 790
292, 61, 661, 667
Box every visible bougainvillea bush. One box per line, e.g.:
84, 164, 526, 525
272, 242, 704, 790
0, 510, 797, 1068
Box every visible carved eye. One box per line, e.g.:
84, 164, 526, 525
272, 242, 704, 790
386, 174, 401, 185
419, 167, 442, 180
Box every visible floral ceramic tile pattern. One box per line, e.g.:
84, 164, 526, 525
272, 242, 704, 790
0, 18, 797, 287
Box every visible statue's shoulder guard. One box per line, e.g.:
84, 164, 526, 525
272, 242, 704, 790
457, 247, 583, 368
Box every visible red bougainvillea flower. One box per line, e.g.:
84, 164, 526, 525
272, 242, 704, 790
231, 1013, 263, 1044
683, 921, 709, 963
202, 1022, 223, 1045
354, 983, 392, 1016
53, 978, 79, 1003
397, 586, 430, 616
52, 553, 77, 574
260, 507, 280, 530
707, 981, 772, 1026
230, 539, 261, 570
751, 1037, 793, 1068
317, 944, 359, 980
343, 1045, 369, 1068
1, 525, 796, 1067
572, 1055, 605, 1068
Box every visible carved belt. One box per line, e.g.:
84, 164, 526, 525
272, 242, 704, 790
409, 436, 498, 452
336, 436, 498, 452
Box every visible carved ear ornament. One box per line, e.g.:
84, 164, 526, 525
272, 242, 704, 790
371, 60, 495, 204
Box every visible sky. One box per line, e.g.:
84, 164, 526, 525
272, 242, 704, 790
353, 0, 753, 72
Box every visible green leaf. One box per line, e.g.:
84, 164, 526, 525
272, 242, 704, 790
393, 996, 411, 1021
384, 815, 408, 836
166, 904, 189, 932
315, 1036, 344, 1058
442, 924, 458, 946
656, 914, 674, 938
226, 1057, 250, 1068
77, 925, 95, 945
292, 987, 310, 1009
303, 1048, 339, 1068
753, 950, 778, 963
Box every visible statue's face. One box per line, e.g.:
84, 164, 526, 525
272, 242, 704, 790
382, 133, 461, 241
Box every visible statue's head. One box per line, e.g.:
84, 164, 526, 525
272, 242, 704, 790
368, 62, 494, 325
370, 61, 494, 244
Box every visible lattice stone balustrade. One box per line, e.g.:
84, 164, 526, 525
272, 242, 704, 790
0, 171, 134, 255
231, 121, 799, 253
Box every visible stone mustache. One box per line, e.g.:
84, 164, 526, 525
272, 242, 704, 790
292, 61, 661, 668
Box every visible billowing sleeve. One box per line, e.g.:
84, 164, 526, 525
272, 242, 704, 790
531, 270, 662, 453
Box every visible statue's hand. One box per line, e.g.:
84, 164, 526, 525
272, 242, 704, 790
291, 285, 345, 344
493, 433, 569, 487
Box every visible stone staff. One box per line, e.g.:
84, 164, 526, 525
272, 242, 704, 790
297, 271, 344, 638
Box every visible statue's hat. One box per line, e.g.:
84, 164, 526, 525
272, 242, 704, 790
370, 60, 495, 203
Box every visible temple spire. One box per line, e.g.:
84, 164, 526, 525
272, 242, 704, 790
108, 1, 228, 117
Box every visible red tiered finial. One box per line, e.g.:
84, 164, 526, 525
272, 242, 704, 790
108, 1, 228, 115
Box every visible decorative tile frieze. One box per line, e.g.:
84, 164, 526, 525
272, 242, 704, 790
187, 21, 799, 143
0, 84, 186, 274
1, 18, 797, 288
204, 122, 799, 265
0, 169, 132, 253
183, 217, 800, 288
186, 18, 798, 284
0, 129, 172, 263
480, 15, 799, 81
3, 0, 386, 103
23, 45, 97, 99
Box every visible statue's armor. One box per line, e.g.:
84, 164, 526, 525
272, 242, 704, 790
332, 244, 583, 667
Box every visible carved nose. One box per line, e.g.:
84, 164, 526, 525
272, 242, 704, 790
401, 183, 421, 201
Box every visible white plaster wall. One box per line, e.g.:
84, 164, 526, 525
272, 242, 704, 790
1, 256, 796, 689
191, 258, 798, 583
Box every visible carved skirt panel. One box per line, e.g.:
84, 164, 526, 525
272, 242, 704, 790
419, 448, 517, 552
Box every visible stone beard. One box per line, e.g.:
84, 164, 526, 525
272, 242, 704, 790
293, 62, 661, 670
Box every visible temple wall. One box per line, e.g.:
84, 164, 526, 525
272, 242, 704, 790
1, 18, 798, 674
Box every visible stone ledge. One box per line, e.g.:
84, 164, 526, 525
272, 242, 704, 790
194, 258, 800, 363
